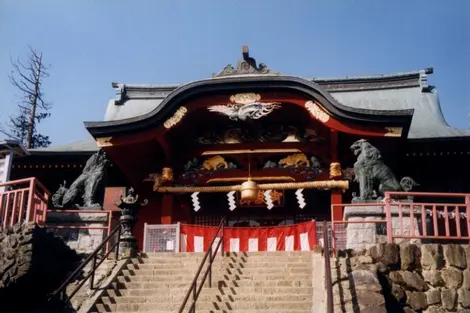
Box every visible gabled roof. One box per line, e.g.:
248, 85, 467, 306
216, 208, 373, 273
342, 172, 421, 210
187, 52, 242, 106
87, 75, 414, 137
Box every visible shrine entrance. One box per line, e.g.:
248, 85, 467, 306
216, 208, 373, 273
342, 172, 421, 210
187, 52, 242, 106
85, 48, 414, 251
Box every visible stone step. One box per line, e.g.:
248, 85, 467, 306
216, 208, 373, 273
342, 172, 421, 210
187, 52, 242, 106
117, 278, 312, 289
121, 267, 312, 277
140, 253, 313, 259
117, 273, 312, 283
93, 252, 315, 313
92, 310, 311, 313
127, 262, 312, 270
106, 286, 313, 297
132, 259, 312, 266
100, 294, 312, 304
137, 258, 312, 265
141, 251, 312, 258
95, 300, 313, 311
135, 255, 312, 263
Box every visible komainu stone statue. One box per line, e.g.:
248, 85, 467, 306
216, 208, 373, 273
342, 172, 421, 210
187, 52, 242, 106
350, 139, 417, 201
52, 150, 109, 209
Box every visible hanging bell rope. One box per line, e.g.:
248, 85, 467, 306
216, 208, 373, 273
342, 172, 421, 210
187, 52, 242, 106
153, 180, 349, 193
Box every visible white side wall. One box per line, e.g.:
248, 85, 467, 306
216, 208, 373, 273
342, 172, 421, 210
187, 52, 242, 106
0, 152, 13, 193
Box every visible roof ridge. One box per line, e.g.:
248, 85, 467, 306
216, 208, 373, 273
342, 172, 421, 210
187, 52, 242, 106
310, 67, 433, 82
110, 68, 434, 90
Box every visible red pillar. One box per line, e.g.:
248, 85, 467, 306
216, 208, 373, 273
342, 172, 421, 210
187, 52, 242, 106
161, 194, 174, 224
330, 130, 343, 221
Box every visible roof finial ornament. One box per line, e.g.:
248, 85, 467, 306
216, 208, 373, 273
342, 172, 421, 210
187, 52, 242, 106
242, 45, 261, 72
212, 45, 279, 78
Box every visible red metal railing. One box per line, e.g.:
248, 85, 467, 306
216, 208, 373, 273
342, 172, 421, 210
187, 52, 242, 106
45, 224, 122, 311
178, 217, 225, 313
0, 177, 114, 251
0, 177, 50, 228
331, 191, 470, 249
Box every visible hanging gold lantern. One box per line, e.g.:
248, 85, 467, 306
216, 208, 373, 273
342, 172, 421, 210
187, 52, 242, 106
240, 178, 259, 201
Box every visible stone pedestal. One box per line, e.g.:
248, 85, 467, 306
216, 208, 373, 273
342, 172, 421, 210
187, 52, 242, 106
46, 211, 112, 253
344, 201, 422, 250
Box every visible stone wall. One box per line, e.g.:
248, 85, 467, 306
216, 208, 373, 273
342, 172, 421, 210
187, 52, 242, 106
332, 243, 470, 313
46, 212, 116, 253
0, 222, 82, 313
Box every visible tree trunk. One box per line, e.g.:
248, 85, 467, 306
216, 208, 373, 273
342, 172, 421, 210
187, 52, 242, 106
26, 61, 41, 149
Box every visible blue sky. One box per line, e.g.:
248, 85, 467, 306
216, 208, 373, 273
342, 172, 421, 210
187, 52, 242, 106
1, 0, 469, 146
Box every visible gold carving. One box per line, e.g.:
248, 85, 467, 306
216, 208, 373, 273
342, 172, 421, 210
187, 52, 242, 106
161, 167, 174, 183
145, 167, 174, 191
329, 162, 342, 179
201, 155, 229, 170
230, 93, 261, 104
240, 190, 283, 206
96, 137, 112, 147
150, 174, 162, 191
279, 153, 310, 168
305, 101, 330, 123
163, 106, 188, 129
384, 127, 402, 137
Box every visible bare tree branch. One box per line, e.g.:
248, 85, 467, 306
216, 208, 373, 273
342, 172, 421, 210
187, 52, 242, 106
5, 47, 51, 148
9, 75, 35, 96
10, 58, 36, 86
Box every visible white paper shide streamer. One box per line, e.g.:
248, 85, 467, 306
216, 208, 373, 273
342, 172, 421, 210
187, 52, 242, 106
264, 189, 274, 210
387, 200, 469, 219
423, 208, 468, 219
227, 191, 236, 211
191, 192, 201, 212
295, 189, 306, 209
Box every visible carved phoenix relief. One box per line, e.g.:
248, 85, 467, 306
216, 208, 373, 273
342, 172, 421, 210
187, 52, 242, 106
207, 93, 280, 121
207, 102, 280, 121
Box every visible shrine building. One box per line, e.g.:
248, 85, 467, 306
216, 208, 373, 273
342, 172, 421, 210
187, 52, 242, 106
7, 46, 470, 251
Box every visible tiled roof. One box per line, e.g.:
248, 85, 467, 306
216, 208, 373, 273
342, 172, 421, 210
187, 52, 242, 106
29, 139, 98, 154
331, 86, 470, 139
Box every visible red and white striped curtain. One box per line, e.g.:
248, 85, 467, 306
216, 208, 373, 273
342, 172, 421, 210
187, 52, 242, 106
180, 221, 317, 253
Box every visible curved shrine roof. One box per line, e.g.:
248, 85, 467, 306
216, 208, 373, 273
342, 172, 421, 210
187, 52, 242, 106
96, 69, 470, 139
30, 67, 470, 154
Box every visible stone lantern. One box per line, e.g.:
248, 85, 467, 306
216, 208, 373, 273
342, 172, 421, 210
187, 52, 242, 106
115, 187, 147, 257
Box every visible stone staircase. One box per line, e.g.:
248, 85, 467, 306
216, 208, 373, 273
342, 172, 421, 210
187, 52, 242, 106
89, 251, 315, 313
